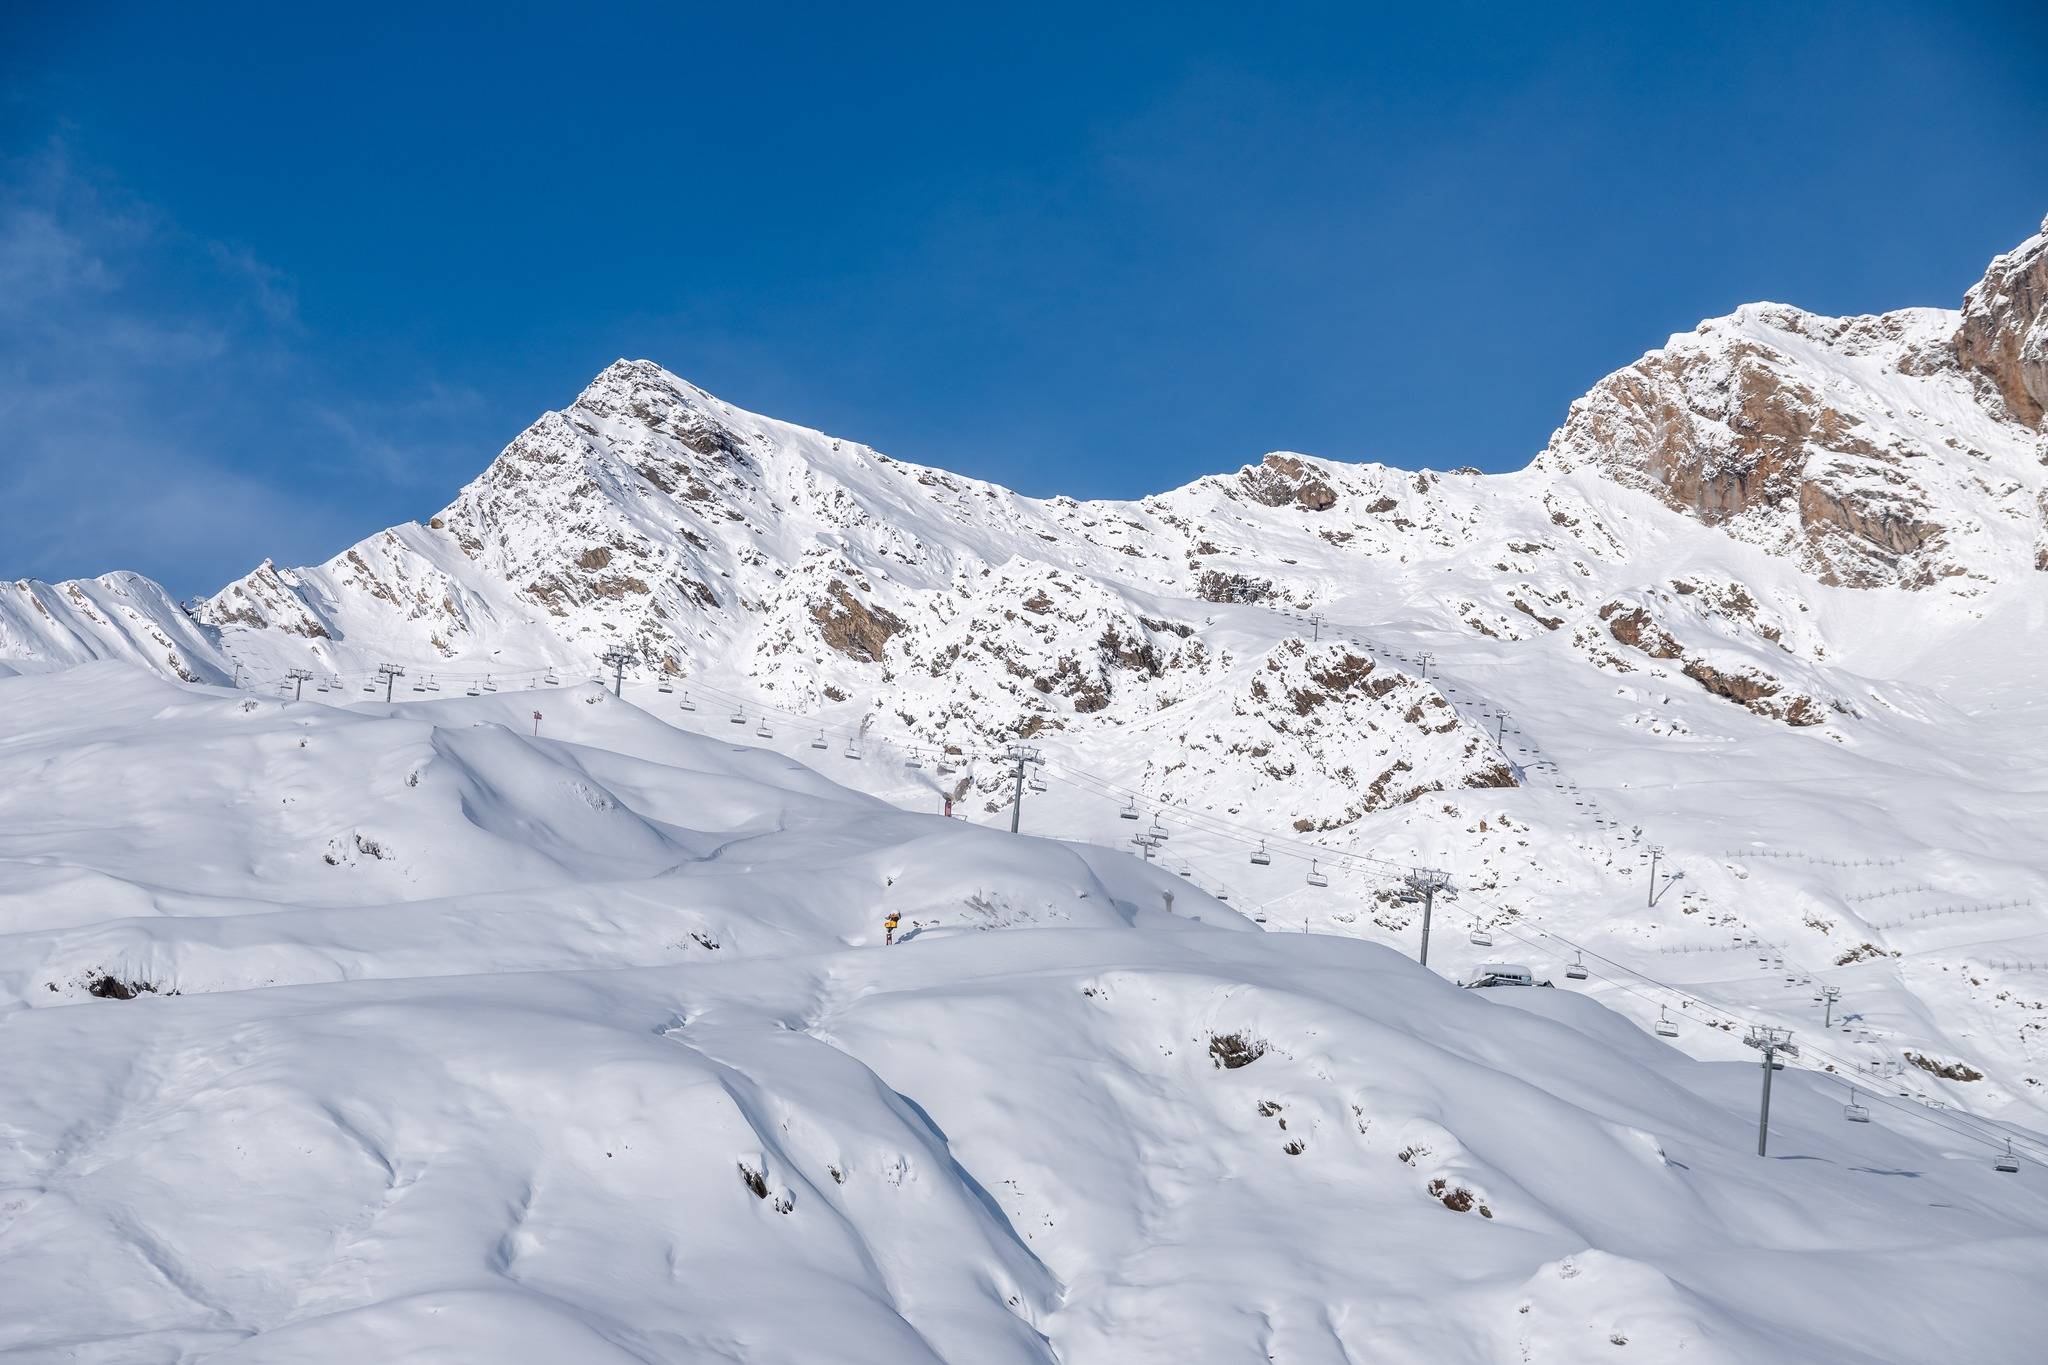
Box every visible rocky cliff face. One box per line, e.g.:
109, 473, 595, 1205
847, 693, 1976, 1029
1537, 232, 2047, 589
1955, 216, 2048, 429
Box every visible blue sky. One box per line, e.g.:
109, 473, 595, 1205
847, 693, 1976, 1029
4, 2, 2044, 595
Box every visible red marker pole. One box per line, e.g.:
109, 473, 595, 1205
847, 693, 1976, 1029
532, 710, 542, 737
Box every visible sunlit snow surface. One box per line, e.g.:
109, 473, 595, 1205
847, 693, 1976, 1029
4, 666, 2047, 1363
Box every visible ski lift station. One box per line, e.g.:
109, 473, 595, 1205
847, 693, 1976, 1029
1464, 962, 1542, 989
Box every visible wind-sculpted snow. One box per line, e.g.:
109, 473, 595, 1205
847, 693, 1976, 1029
4, 665, 2048, 1363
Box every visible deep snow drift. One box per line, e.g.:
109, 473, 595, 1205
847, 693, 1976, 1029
3, 665, 2046, 1363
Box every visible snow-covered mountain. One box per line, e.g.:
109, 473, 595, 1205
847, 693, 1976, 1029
6, 218, 2048, 1359
8, 218, 2048, 1088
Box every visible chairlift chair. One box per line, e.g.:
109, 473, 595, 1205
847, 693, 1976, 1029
731, 710, 747, 726
1148, 817, 1169, 843
1654, 1009, 1680, 1038
658, 679, 674, 694
756, 720, 773, 739
1566, 954, 1589, 981
466, 682, 481, 696
1119, 801, 1140, 821
1250, 841, 1272, 867
1306, 861, 1329, 889
1996, 1142, 2021, 1174
411, 679, 426, 692
1843, 1086, 1871, 1123
361, 681, 377, 693
906, 752, 924, 769
544, 669, 559, 686
680, 691, 696, 711
1468, 929, 1493, 947
843, 738, 860, 758
936, 759, 955, 776
427, 677, 441, 692
1028, 775, 1047, 793
811, 730, 828, 750
482, 676, 497, 692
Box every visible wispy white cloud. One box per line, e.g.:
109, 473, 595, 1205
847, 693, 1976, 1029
0, 141, 481, 595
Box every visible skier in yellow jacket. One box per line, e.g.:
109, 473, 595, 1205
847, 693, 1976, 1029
883, 911, 901, 946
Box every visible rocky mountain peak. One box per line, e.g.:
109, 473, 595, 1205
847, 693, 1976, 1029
1537, 222, 2048, 589
1954, 216, 2048, 428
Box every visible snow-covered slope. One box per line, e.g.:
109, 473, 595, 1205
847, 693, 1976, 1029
5, 664, 2047, 1363
0, 572, 230, 684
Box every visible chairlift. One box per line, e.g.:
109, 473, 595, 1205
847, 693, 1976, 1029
1254, 910, 1268, 924
1028, 775, 1047, 793
1306, 861, 1329, 889
937, 759, 956, 776
1250, 840, 1272, 867
843, 739, 861, 759
1843, 1086, 1871, 1124
1468, 928, 1493, 947
427, 677, 441, 692
730, 710, 747, 726
679, 691, 696, 712
1654, 1008, 1680, 1038
756, 720, 773, 739
658, 679, 674, 694
482, 676, 497, 693
811, 730, 828, 750
906, 751, 924, 769
466, 683, 481, 697
1566, 954, 1589, 981
544, 669, 559, 686
361, 681, 377, 693
1119, 801, 1140, 821
1148, 817, 1169, 843
411, 679, 426, 692
1996, 1141, 2020, 1174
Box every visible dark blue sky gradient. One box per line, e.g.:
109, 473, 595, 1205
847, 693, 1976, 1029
4, 2, 2045, 593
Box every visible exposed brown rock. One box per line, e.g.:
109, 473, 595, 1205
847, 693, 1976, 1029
810, 580, 904, 663
1240, 454, 1337, 511
1196, 570, 1273, 604
1954, 216, 2048, 427
1604, 605, 1682, 659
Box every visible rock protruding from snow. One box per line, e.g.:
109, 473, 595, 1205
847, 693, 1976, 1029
1538, 299, 2043, 589
1955, 215, 2048, 428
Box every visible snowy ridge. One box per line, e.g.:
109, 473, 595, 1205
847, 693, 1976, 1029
0, 571, 230, 684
